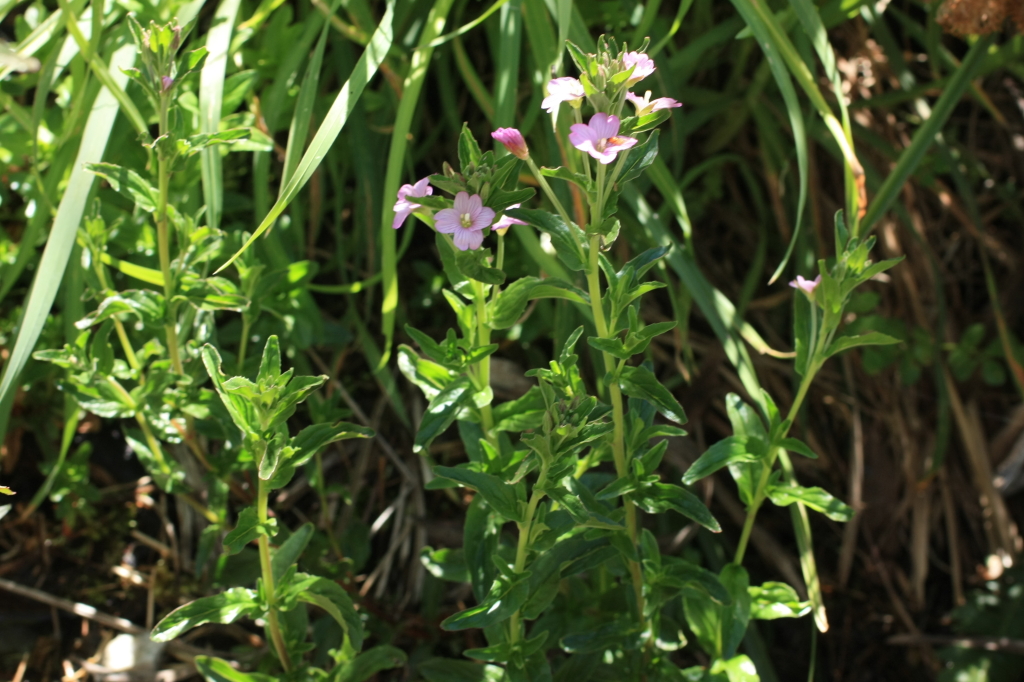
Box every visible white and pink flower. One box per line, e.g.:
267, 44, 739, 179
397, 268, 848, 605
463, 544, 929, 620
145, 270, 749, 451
392, 177, 432, 230
541, 77, 585, 114
435, 192, 496, 251
569, 113, 638, 165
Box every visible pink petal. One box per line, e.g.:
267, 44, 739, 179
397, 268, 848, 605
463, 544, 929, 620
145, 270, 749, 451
471, 206, 495, 231
453, 191, 471, 214
591, 148, 619, 165
651, 97, 682, 111
541, 95, 560, 114
392, 207, 412, 230
453, 227, 484, 251
410, 177, 433, 197
466, 193, 483, 215
569, 123, 598, 148
434, 208, 461, 234
588, 113, 620, 140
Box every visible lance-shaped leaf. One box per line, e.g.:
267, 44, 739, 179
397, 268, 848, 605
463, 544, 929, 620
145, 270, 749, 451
87, 162, 159, 212
505, 207, 587, 271
288, 421, 374, 469
297, 577, 364, 650
222, 506, 277, 555
618, 365, 686, 424
413, 375, 475, 453
824, 331, 901, 358
271, 523, 313, 580
632, 483, 720, 532
194, 656, 275, 681
334, 646, 408, 682
151, 587, 259, 641
441, 574, 531, 631
766, 483, 854, 522
433, 465, 522, 522
201, 344, 259, 435
682, 436, 763, 485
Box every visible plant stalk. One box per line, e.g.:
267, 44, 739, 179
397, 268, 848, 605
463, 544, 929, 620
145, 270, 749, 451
156, 96, 183, 376
257, 476, 292, 671
508, 464, 547, 646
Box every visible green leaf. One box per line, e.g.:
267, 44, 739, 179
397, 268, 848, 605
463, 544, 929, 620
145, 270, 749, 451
709, 655, 760, 682
194, 655, 275, 681
616, 129, 660, 185
779, 437, 818, 459
334, 645, 408, 682
222, 506, 276, 555
217, 2, 395, 272
441, 575, 530, 630
505, 207, 586, 271
201, 345, 259, 435
151, 587, 259, 641
271, 523, 313, 580
748, 581, 810, 620
766, 484, 853, 522
297, 577, 363, 650
87, 162, 159, 212
433, 465, 522, 522
289, 421, 374, 469
455, 248, 505, 285
588, 336, 631, 360
413, 376, 475, 453
618, 365, 686, 424
682, 436, 762, 485
824, 332, 901, 358
488, 276, 539, 329
633, 483, 721, 532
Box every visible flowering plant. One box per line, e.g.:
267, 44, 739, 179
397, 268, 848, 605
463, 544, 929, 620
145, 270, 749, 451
395, 36, 901, 681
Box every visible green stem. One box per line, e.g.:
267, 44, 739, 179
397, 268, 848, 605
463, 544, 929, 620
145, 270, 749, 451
525, 156, 578, 234
472, 279, 496, 443
257, 475, 292, 671
508, 465, 547, 646
585, 235, 644, 620
238, 315, 251, 374
156, 96, 183, 376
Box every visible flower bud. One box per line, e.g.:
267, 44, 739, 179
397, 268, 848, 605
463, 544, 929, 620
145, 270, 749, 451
491, 128, 530, 160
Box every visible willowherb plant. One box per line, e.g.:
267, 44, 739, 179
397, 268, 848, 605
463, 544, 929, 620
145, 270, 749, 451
398, 37, 902, 681
33, 16, 404, 678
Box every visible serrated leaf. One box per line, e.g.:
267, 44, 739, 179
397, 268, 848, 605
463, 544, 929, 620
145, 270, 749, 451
87, 162, 159, 212
413, 376, 475, 453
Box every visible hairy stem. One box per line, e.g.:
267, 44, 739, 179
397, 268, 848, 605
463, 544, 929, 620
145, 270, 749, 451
508, 465, 547, 646
257, 476, 291, 671
473, 280, 496, 443
156, 96, 182, 376
586, 235, 645, 620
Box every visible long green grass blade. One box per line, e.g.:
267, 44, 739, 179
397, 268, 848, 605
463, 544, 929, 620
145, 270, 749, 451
378, 0, 455, 369
0, 42, 136, 446
493, 0, 522, 128
280, 1, 335, 192
199, 0, 243, 233
216, 1, 395, 273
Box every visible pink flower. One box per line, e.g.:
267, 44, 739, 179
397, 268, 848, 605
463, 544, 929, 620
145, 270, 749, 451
569, 113, 638, 165
492, 203, 527, 234
161, 76, 175, 93
622, 52, 656, 84
789, 275, 821, 296
626, 90, 681, 116
392, 177, 432, 230
435, 192, 495, 251
541, 77, 585, 114
491, 128, 529, 160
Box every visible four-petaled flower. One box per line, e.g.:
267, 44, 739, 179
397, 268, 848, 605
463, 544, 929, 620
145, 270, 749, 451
492, 203, 527, 235
435, 192, 495, 251
622, 51, 656, 84
569, 113, 638, 165
491, 128, 529, 160
789, 275, 821, 296
392, 177, 433, 230
626, 90, 681, 116
542, 77, 585, 114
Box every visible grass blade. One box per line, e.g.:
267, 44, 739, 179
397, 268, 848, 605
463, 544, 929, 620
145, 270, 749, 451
378, 0, 455, 368
0, 41, 136, 445
216, 1, 395, 273
493, 0, 522, 128
199, 0, 243, 232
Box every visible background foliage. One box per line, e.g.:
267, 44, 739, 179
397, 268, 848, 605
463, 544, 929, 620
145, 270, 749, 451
0, 0, 1023, 679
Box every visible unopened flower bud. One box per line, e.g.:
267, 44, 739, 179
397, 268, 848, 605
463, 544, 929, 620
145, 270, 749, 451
490, 128, 529, 160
